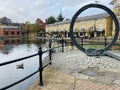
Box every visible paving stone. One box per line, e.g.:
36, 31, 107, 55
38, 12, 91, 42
113, 80, 120, 86
75, 79, 120, 90
72, 73, 89, 79
52, 49, 120, 87
29, 66, 75, 90
29, 49, 120, 90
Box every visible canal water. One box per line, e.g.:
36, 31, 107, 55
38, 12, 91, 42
0, 39, 48, 90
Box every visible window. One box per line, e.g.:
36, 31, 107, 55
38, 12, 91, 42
12, 31, 14, 35
5, 40, 8, 44
88, 26, 93, 31
89, 20, 94, 24
80, 28, 85, 32
98, 25, 104, 31
17, 31, 20, 35
97, 19, 104, 23
5, 31, 8, 35
80, 21, 84, 25
12, 40, 14, 43
74, 28, 78, 32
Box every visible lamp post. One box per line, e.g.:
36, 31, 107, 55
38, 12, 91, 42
56, 21, 58, 38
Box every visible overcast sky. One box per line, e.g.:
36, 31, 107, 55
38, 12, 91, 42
0, 0, 113, 23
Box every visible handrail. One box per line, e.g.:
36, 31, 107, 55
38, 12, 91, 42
42, 46, 62, 53
0, 69, 39, 90
0, 38, 65, 90
0, 53, 38, 66
1, 37, 116, 89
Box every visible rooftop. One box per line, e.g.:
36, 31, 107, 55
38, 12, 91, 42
0, 17, 12, 24
47, 13, 110, 26
0, 25, 20, 29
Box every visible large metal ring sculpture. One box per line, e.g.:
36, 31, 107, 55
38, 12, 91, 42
69, 4, 119, 56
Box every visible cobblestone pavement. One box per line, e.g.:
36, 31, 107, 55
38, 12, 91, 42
29, 48, 120, 90
52, 49, 120, 88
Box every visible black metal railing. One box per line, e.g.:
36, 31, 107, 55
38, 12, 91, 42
0, 38, 65, 90
1, 37, 118, 89
75, 36, 120, 47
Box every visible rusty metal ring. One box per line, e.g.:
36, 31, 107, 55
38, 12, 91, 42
69, 4, 119, 56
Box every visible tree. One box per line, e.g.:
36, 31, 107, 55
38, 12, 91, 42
57, 14, 64, 22
35, 24, 42, 33
30, 24, 35, 33
25, 21, 31, 34
30, 24, 41, 33
46, 16, 56, 24
25, 21, 42, 35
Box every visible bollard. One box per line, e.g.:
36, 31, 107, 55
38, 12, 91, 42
62, 38, 64, 52
49, 40, 52, 65
105, 36, 107, 47
81, 37, 83, 46
71, 42, 74, 50
38, 47, 43, 86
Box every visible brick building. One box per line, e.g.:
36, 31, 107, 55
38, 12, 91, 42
0, 17, 12, 25
0, 26, 22, 37
36, 18, 45, 32
0, 17, 22, 37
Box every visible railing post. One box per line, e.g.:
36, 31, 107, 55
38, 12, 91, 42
49, 40, 52, 65
71, 42, 74, 49
81, 37, 83, 46
105, 36, 107, 47
62, 38, 64, 52
38, 47, 43, 86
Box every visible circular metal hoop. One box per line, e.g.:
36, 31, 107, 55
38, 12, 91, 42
69, 4, 119, 56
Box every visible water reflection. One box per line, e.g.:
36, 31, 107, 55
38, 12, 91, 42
0, 39, 46, 55
0, 39, 21, 54
0, 38, 47, 90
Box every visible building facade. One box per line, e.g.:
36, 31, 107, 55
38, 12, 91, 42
0, 17, 22, 37
46, 13, 112, 38
36, 18, 45, 32
0, 26, 21, 37
110, 0, 120, 38
0, 17, 12, 25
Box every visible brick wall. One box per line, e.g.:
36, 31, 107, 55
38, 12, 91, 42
0, 28, 22, 37
36, 18, 45, 32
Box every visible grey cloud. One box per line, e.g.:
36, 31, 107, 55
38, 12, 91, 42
0, 0, 113, 23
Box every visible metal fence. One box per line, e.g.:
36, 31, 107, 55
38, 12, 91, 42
0, 37, 119, 89
0, 38, 65, 90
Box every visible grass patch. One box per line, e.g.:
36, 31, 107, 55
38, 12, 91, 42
83, 45, 105, 49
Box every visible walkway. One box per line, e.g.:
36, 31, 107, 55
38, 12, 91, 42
29, 66, 120, 90
29, 49, 120, 90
